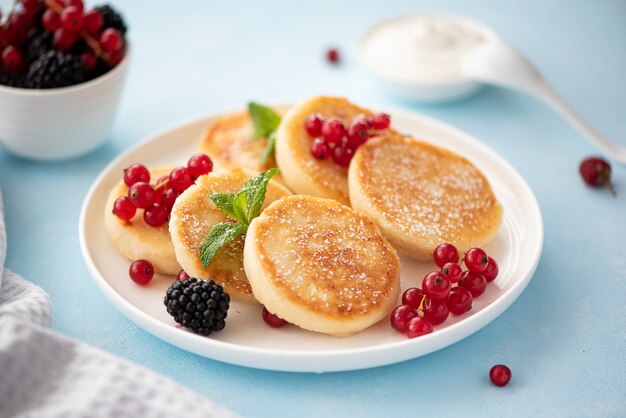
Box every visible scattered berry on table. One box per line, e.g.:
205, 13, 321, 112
326, 47, 340, 64
164, 278, 230, 336
129, 259, 154, 285
579, 156, 616, 196
489, 364, 511, 387
262, 307, 288, 328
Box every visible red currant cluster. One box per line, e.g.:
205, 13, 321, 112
113, 154, 213, 228
304, 112, 391, 167
0, 0, 126, 87
390, 243, 499, 338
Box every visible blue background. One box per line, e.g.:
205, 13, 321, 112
1, 0, 625, 416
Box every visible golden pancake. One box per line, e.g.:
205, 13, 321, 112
244, 195, 400, 336
349, 134, 503, 260
169, 168, 291, 303
104, 166, 180, 275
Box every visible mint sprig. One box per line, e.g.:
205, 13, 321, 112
199, 169, 280, 268
248, 102, 281, 165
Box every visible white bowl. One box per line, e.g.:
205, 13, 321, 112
0, 48, 130, 161
358, 15, 500, 103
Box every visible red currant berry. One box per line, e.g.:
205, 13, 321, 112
161, 188, 181, 209
405, 317, 433, 338
60, 6, 83, 32
483, 256, 499, 283
177, 269, 190, 281
332, 145, 354, 167
100, 28, 123, 53
187, 153, 213, 179
422, 297, 449, 325
129, 259, 154, 285
459, 271, 487, 297
143, 203, 169, 227
311, 138, 331, 160
390, 304, 418, 333
8, 9, 31, 31
489, 365, 512, 387
169, 167, 194, 191
53, 28, 78, 50
127, 182, 155, 209
108, 50, 124, 65
62, 0, 84, 11
371, 113, 391, 130
112, 196, 136, 221
433, 243, 459, 267
42, 9, 61, 32
81, 51, 97, 71
347, 117, 370, 148
82, 9, 103, 34
123, 163, 150, 187
464, 247, 489, 273
23, 0, 42, 16
155, 174, 170, 189
262, 307, 288, 328
305, 114, 324, 137
421, 271, 451, 302
447, 287, 473, 315
441, 262, 462, 284
321, 118, 346, 145
1, 46, 24, 73
326, 48, 339, 64
579, 156, 615, 196
402, 287, 424, 310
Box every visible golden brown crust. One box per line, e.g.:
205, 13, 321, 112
169, 168, 291, 302
244, 195, 400, 335
349, 134, 503, 259
275, 97, 380, 206
197, 108, 289, 178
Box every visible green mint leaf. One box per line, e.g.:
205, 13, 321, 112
208, 193, 247, 224
248, 102, 281, 140
259, 132, 276, 165
199, 222, 248, 268
233, 191, 249, 224
241, 168, 280, 220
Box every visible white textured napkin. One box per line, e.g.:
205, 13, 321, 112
0, 191, 237, 418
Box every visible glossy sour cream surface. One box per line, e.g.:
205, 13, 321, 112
361, 15, 497, 85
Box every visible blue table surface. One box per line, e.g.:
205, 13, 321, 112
1, 0, 625, 416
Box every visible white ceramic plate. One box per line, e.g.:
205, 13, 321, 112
79, 107, 543, 373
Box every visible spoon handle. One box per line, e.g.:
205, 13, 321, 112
534, 80, 626, 164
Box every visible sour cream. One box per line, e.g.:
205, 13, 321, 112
360, 15, 498, 97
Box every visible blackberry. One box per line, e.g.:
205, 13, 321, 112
26, 51, 87, 89
164, 277, 230, 336
0, 73, 27, 88
24, 29, 53, 63
95, 4, 128, 35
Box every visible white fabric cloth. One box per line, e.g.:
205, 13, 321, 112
0, 192, 237, 418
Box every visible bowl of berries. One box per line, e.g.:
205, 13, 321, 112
0, 0, 129, 161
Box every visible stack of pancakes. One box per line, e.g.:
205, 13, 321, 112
104, 96, 502, 336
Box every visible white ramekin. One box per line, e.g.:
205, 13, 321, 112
0, 47, 130, 161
